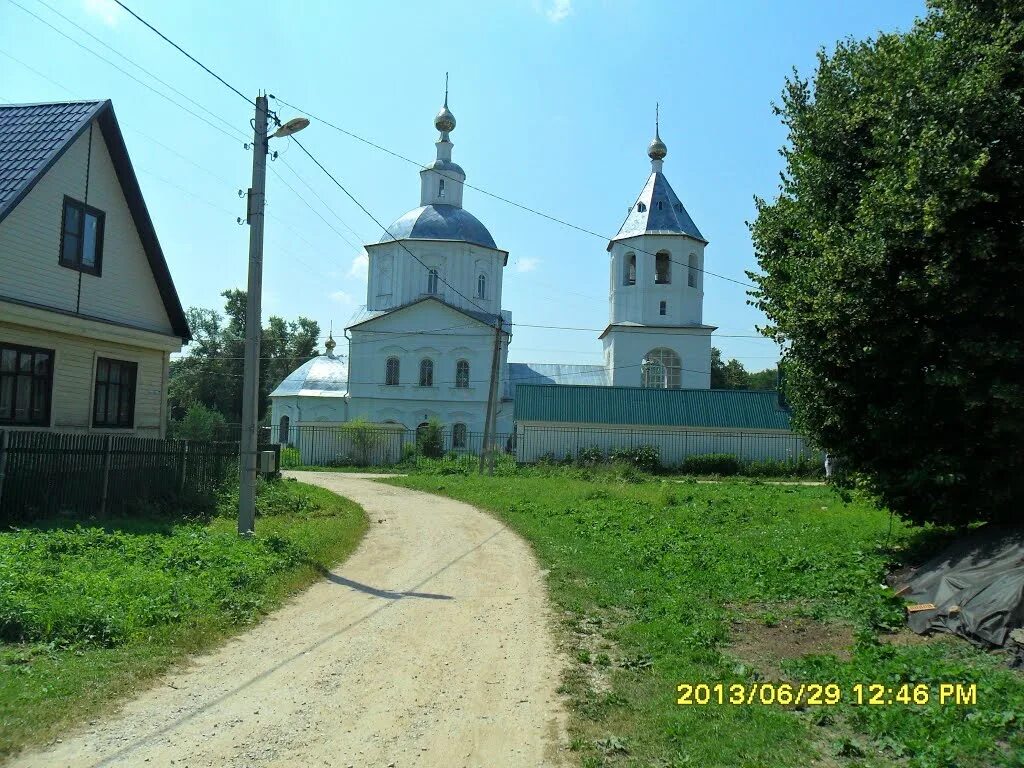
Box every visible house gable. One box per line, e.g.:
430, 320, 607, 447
0, 101, 190, 341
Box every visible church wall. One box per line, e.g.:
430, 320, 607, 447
604, 328, 712, 389
609, 235, 705, 327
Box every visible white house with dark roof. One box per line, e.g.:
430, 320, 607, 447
0, 100, 190, 437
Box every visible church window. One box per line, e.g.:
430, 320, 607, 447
456, 359, 470, 388
477, 273, 487, 299
452, 422, 468, 449
674, 203, 683, 213
636, 202, 647, 213
438, 178, 446, 197
657, 200, 664, 211
641, 348, 682, 389
279, 415, 290, 444
427, 268, 439, 294
655, 251, 671, 284
659, 301, 667, 316
688, 253, 697, 287
385, 357, 400, 385
419, 358, 434, 387
623, 253, 636, 286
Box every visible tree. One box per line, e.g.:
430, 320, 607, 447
749, 1, 1024, 526
169, 403, 228, 441
169, 290, 321, 425
710, 347, 777, 390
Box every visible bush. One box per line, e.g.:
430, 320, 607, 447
168, 403, 228, 441
746, 456, 823, 478
336, 418, 388, 466
679, 453, 741, 476
416, 419, 444, 459
609, 445, 661, 473
576, 446, 605, 467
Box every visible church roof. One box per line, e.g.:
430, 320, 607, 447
346, 297, 510, 333
381, 204, 497, 250
269, 353, 349, 398
505, 363, 609, 398
611, 172, 705, 245
514, 384, 792, 430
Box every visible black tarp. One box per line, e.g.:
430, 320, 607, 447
901, 527, 1024, 649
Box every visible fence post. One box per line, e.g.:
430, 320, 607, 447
0, 431, 7, 510
99, 434, 113, 517
178, 440, 188, 493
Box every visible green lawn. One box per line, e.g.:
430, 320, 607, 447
388, 471, 1024, 768
0, 479, 367, 757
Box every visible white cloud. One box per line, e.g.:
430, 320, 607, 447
538, 0, 573, 23
515, 257, 540, 273
348, 252, 368, 278
330, 290, 354, 304
83, 0, 120, 26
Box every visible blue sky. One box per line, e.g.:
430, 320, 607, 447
1, 0, 926, 372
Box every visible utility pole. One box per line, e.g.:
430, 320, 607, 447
238, 93, 269, 535
479, 315, 503, 475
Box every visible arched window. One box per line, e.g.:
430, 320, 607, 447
641, 348, 682, 389
456, 359, 470, 388
477, 273, 486, 299
385, 357, 400, 385
279, 414, 290, 444
438, 178, 446, 197
427, 268, 439, 294
674, 203, 683, 213
655, 251, 671, 284
419, 358, 434, 387
688, 253, 698, 288
659, 300, 667, 316
623, 253, 636, 286
657, 200, 664, 211
452, 422, 468, 449
636, 202, 647, 213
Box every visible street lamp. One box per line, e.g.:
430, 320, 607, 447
238, 94, 308, 535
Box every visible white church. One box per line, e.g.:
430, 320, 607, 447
270, 95, 805, 463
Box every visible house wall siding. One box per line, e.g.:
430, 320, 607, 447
1, 318, 169, 437
0, 122, 174, 336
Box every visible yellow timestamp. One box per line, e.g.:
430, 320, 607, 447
675, 682, 977, 707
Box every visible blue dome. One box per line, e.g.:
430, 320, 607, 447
381, 204, 497, 249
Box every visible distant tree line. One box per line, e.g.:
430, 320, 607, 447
168, 289, 320, 438
710, 347, 778, 391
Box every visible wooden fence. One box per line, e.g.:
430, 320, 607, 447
0, 430, 244, 522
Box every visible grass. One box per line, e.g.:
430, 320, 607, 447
0, 479, 367, 757
387, 470, 1024, 768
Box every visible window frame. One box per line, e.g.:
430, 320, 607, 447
452, 422, 468, 449
92, 357, 137, 429
419, 358, 434, 387
641, 347, 682, 389
384, 356, 400, 386
623, 253, 636, 286
455, 359, 470, 388
659, 300, 667, 316
477, 273, 487, 299
0, 342, 55, 427
688, 253, 698, 288
438, 178, 446, 197
655, 251, 671, 284
59, 196, 105, 276
427, 268, 439, 294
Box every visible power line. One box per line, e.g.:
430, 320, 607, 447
110, 0, 252, 106
270, 94, 757, 290
28, 0, 246, 139
3, 0, 245, 143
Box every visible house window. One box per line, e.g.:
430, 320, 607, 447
456, 359, 470, 388
452, 422, 467, 449
623, 253, 636, 286
385, 356, 400, 385
60, 196, 104, 275
93, 357, 137, 428
419, 358, 434, 387
477, 273, 486, 299
659, 301, 667, 316
688, 253, 697, 288
641, 348, 682, 389
655, 251, 671, 284
279, 415, 290, 444
438, 178, 446, 197
427, 268, 439, 294
0, 343, 54, 426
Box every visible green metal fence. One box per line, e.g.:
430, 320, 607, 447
0, 430, 243, 522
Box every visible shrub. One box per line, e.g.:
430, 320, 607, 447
609, 445, 661, 473
679, 453, 741, 476
576, 446, 605, 467
336, 418, 388, 466
169, 403, 228, 441
416, 419, 444, 459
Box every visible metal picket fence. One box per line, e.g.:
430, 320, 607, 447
0, 430, 252, 522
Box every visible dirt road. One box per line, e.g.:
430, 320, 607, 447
11, 472, 567, 768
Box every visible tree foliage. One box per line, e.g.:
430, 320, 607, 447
710, 347, 778, 390
750, 0, 1024, 526
169, 290, 320, 424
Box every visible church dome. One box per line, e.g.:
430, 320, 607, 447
381, 203, 497, 249
269, 352, 348, 398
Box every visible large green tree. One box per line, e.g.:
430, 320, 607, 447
750, 0, 1024, 526
169, 290, 320, 425
710, 347, 778, 390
